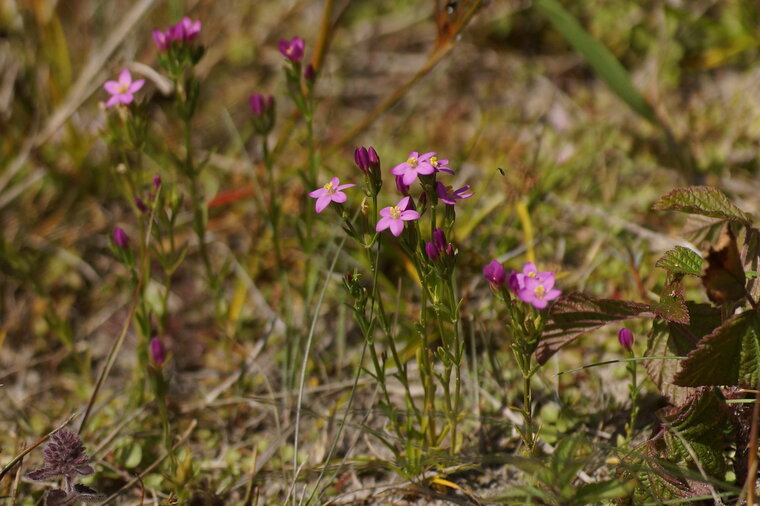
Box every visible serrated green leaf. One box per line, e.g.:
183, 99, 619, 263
537, 292, 653, 364
656, 246, 705, 277
645, 303, 721, 405
673, 310, 760, 387
533, 0, 657, 124
653, 279, 689, 324
652, 186, 751, 225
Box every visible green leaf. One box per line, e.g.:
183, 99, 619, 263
673, 310, 760, 387
537, 292, 653, 364
644, 303, 721, 405
652, 186, 752, 225
572, 479, 635, 505
655, 246, 705, 277
533, 0, 658, 124
653, 279, 689, 325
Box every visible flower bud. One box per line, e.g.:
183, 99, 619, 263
153, 174, 162, 189
618, 328, 634, 350
304, 64, 316, 82
483, 260, 506, 286
425, 241, 439, 261
354, 147, 369, 173
433, 228, 447, 251
395, 175, 410, 195
113, 228, 129, 248
368, 147, 380, 169
150, 336, 166, 365
135, 197, 148, 213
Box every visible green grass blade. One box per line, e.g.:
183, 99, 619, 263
533, 0, 658, 125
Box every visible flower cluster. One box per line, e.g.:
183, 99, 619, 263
484, 260, 561, 309
153, 17, 201, 51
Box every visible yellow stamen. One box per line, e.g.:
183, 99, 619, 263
390, 206, 401, 219
534, 284, 546, 298
323, 181, 335, 194
406, 157, 418, 167
528, 272, 536, 278
430, 156, 438, 166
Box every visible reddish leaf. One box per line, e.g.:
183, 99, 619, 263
536, 292, 654, 364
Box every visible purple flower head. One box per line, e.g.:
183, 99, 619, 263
508, 262, 554, 294
150, 336, 166, 365
430, 156, 454, 174
177, 17, 201, 41
249, 93, 274, 117
153, 174, 162, 190
113, 228, 129, 248
391, 151, 435, 186
103, 69, 144, 108
395, 175, 410, 195
483, 260, 506, 286
436, 181, 473, 205
354, 146, 370, 173
516, 271, 561, 309
618, 328, 634, 350
279, 36, 305, 63
153, 29, 171, 51
308, 177, 356, 213
376, 196, 420, 236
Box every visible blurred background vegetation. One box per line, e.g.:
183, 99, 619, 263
3, 0, 760, 502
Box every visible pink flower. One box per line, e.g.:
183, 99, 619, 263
153, 17, 201, 51
435, 182, 473, 205
309, 177, 355, 213
376, 196, 420, 236
430, 155, 454, 174
279, 36, 305, 63
483, 260, 506, 286
391, 151, 435, 186
150, 337, 166, 365
152, 29, 171, 51
103, 69, 144, 108
516, 271, 561, 309
507, 262, 553, 293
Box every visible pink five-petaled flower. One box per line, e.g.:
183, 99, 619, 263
435, 182, 473, 205
376, 196, 420, 236
309, 177, 355, 213
279, 36, 305, 63
391, 151, 435, 186
507, 262, 552, 293
103, 69, 144, 108
430, 155, 454, 174
516, 271, 561, 309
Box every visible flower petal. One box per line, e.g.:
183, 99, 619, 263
400, 210, 420, 221
390, 219, 404, 236
128, 79, 145, 93
337, 183, 356, 190
118, 68, 131, 85
309, 188, 327, 198
329, 176, 340, 187
391, 164, 407, 176
545, 289, 562, 301
105, 95, 120, 107
379, 206, 392, 217
315, 195, 331, 213
104, 81, 120, 94
331, 191, 347, 203
397, 196, 410, 209
376, 216, 391, 232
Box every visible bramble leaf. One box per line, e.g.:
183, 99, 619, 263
652, 279, 689, 324
537, 292, 654, 364
644, 303, 721, 405
652, 186, 751, 225
673, 310, 760, 387
655, 246, 704, 277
